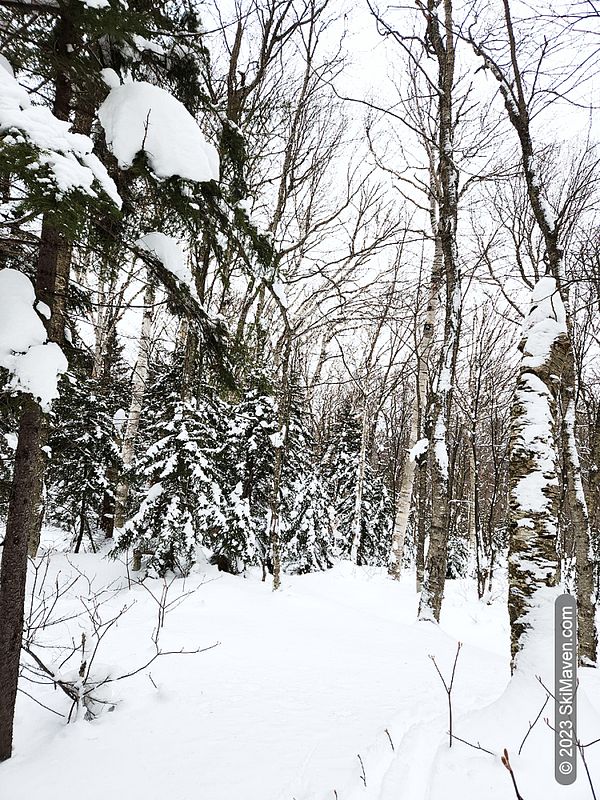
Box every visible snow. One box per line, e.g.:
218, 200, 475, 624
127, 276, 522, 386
132, 35, 166, 56
269, 426, 286, 448
510, 372, 557, 522
0, 269, 67, 410
0, 53, 13, 76
0, 67, 120, 207
98, 81, 220, 183
522, 276, 567, 369
433, 417, 449, 479
79, 0, 110, 6
136, 232, 193, 288
271, 281, 288, 308
113, 408, 127, 432
408, 437, 429, 462
2, 545, 599, 800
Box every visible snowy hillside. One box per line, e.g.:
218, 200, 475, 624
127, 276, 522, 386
1, 540, 599, 800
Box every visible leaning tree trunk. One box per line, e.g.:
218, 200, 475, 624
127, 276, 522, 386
507, 276, 568, 671
113, 279, 154, 567
389, 233, 442, 579
590, 405, 600, 599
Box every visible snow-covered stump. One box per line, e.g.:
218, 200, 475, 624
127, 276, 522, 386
507, 276, 569, 670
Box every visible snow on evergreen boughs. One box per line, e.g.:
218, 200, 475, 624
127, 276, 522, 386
0, 64, 120, 208
47, 375, 121, 547
321, 399, 392, 566
115, 371, 226, 575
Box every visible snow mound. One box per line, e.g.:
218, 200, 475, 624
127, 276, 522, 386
98, 81, 220, 183
0, 269, 67, 410
0, 67, 120, 206
136, 232, 192, 288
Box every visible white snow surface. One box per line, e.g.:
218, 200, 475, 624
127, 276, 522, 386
1, 538, 599, 800
0, 269, 67, 410
0, 64, 120, 206
522, 276, 567, 368
136, 232, 192, 288
98, 81, 220, 183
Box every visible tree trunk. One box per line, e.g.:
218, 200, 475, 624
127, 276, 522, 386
415, 0, 460, 622
0, 5, 76, 760
268, 326, 293, 591
507, 277, 568, 670
563, 396, 597, 665
477, 0, 597, 668
113, 280, 154, 551
415, 455, 428, 591
389, 234, 442, 578
0, 400, 45, 761
350, 400, 370, 565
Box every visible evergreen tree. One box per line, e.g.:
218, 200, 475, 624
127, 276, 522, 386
322, 398, 392, 566
46, 373, 121, 551
281, 379, 333, 573
219, 375, 279, 572
114, 362, 226, 576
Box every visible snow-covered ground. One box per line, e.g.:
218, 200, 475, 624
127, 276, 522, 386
1, 537, 599, 800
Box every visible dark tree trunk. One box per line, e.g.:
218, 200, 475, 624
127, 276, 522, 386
0, 400, 45, 761
0, 4, 76, 759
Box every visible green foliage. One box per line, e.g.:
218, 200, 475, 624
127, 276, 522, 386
46, 373, 121, 547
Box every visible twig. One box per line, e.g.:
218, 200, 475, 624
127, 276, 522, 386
384, 727, 395, 751
578, 740, 598, 800
518, 694, 549, 755
429, 641, 462, 748
17, 687, 66, 718
501, 748, 525, 800
357, 753, 366, 787
452, 734, 495, 756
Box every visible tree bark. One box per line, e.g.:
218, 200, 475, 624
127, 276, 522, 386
268, 323, 293, 591
0, 401, 45, 761
417, 0, 461, 622
563, 396, 597, 664
113, 280, 154, 553
469, 0, 597, 665
0, 4, 76, 760
507, 279, 568, 670
350, 400, 370, 565
389, 234, 442, 579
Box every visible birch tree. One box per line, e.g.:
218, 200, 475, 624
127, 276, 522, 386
467, 0, 598, 666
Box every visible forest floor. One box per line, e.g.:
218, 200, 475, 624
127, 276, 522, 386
1, 531, 600, 799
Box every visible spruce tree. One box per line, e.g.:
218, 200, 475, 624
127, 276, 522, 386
113, 360, 226, 576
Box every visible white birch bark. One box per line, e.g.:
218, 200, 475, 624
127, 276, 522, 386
389, 235, 442, 579
113, 279, 154, 542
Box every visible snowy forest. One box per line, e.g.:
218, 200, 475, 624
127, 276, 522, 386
0, 0, 600, 797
